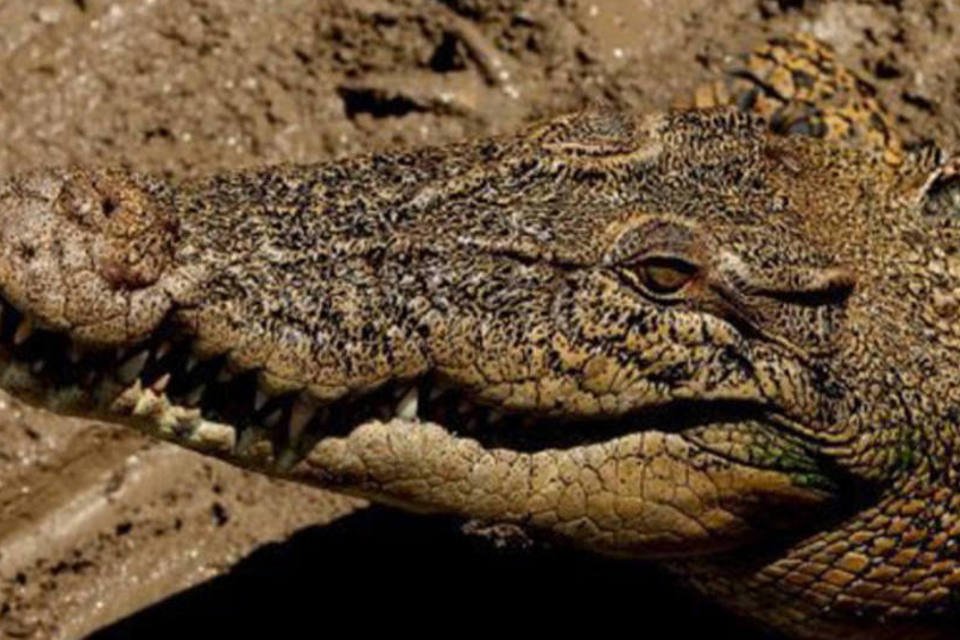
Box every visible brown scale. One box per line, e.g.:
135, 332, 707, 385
691, 33, 904, 166
0, 33, 958, 640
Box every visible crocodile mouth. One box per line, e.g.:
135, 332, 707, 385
0, 294, 806, 472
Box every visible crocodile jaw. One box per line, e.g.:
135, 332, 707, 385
0, 292, 834, 559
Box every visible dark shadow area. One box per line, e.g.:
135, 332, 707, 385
92, 506, 779, 639
338, 86, 427, 119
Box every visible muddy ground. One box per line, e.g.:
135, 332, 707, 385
0, 1, 957, 638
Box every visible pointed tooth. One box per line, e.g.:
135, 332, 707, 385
288, 396, 317, 441
263, 408, 283, 429
457, 400, 472, 414
276, 447, 301, 472
216, 367, 234, 383
488, 408, 505, 424
13, 317, 33, 346
152, 373, 171, 393
31, 360, 45, 374
155, 341, 173, 361
115, 348, 128, 363
255, 389, 268, 412
429, 386, 444, 401
117, 350, 149, 384
236, 428, 254, 452
185, 354, 199, 373
185, 383, 206, 407
396, 386, 418, 420
236, 427, 271, 456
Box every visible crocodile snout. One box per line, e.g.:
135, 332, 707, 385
0, 168, 182, 346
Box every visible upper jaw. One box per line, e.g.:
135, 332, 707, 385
0, 284, 833, 470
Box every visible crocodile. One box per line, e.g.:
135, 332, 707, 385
0, 35, 957, 638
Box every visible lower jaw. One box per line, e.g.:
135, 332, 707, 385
0, 342, 844, 563
0, 297, 835, 498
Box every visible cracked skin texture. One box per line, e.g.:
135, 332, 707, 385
0, 36, 958, 638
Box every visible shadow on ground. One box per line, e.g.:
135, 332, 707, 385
93, 506, 778, 638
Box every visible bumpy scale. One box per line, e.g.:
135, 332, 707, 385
0, 35, 957, 639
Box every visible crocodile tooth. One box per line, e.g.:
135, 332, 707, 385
152, 373, 172, 393
185, 354, 199, 373
254, 389, 268, 411
31, 360, 45, 374
263, 408, 283, 429
396, 386, 418, 420
429, 386, 444, 401
457, 400, 472, 414
216, 367, 234, 383
117, 350, 150, 384
488, 408, 505, 424
155, 341, 173, 361
289, 396, 316, 441
115, 348, 128, 363
276, 447, 301, 472
236, 427, 271, 457
12, 317, 33, 346
236, 428, 254, 451
185, 383, 206, 407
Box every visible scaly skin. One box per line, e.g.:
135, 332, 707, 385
0, 36, 957, 638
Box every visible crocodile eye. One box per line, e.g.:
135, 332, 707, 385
634, 257, 698, 295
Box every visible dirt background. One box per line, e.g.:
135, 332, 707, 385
0, 1, 957, 638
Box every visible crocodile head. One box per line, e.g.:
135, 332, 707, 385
0, 109, 956, 559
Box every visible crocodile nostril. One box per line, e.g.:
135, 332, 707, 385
101, 197, 118, 217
